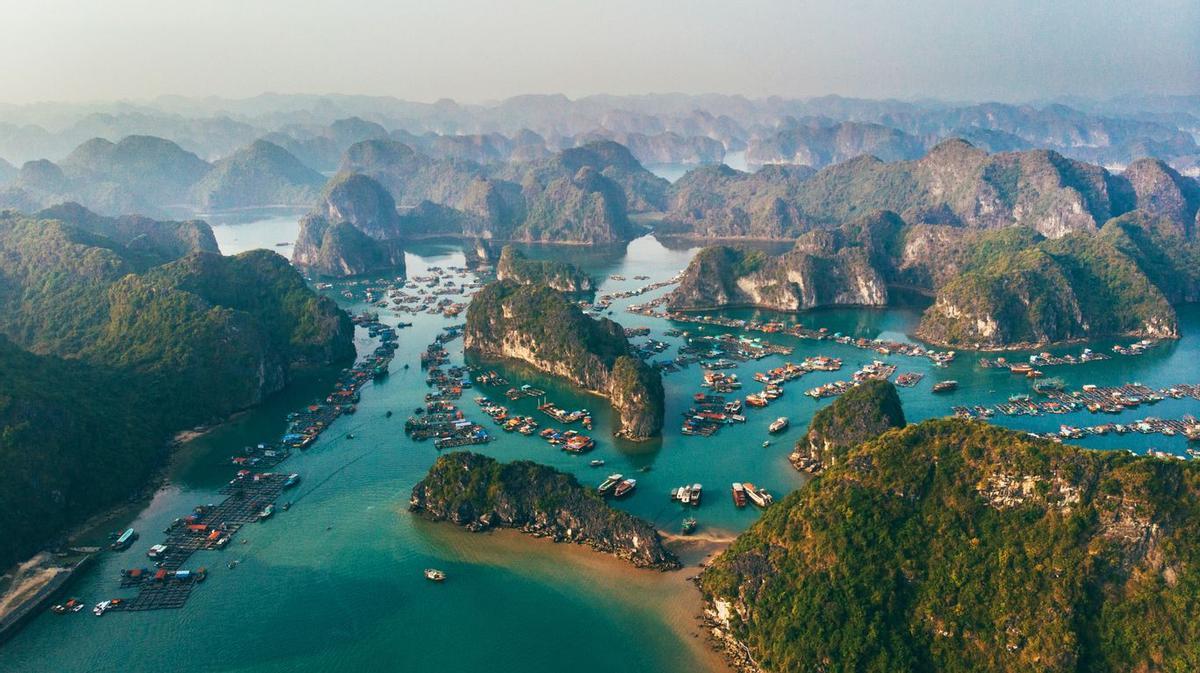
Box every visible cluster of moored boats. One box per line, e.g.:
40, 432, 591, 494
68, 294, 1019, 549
805, 360, 897, 399
598, 474, 637, 498
473, 396, 597, 451
347, 266, 479, 317
731, 482, 774, 508
625, 307, 956, 365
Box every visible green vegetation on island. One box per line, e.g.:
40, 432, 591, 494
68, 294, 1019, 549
495, 244, 595, 292
790, 380, 905, 474
465, 281, 663, 440
703, 409, 1200, 673
409, 451, 679, 569
668, 207, 1196, 348
0, 207, 353, 567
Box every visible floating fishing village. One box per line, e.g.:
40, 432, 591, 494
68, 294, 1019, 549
19, 250, 1200, 633
74, 313, 402, 616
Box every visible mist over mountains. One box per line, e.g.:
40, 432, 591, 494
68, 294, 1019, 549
0, 93, 1196, 176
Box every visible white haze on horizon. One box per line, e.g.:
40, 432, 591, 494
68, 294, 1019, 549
0, 0, 1196, 105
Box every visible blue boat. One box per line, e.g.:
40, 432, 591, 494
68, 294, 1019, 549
110, 528, 138, 551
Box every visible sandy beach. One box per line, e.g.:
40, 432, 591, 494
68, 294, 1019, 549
414, 520, 735, 673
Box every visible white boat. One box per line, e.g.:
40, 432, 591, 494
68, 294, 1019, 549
424, 568, 446, 582
743, 483, 773, 508
598, 474, 623, 495
768, 417, 789, 434
92, 600, 114, 616
689, 484, 703, 506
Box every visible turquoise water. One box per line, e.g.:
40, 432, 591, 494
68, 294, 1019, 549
3, 230, 1199, 672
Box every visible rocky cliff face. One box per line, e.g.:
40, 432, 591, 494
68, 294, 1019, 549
666, 241, 888, 312
292, 215, 407, 278
502, 140, 670, 214
790, 380, 905, 474
665, 140, 1199, 242
314, 172, 402, 239
410, 452, 679, 569
1122, 158, 1200, 239
290, 172, 411, 277
495, 244, 595, 292
340, 138, 483, 210
915, 230, 1179, 348
514, 165, 635, 244
465, 281, 663, 440
608, 355, 665, 441
667, 207, 1190, 349
660, 164, 815, 239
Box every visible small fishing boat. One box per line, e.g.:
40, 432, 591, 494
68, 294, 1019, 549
51, 598, 84, 614
681, 517, 698, 534
932, 380, 958, 393
589, 459, 606, 467
92, 599, 121, 616
768, 417, 789, 434
424, 568, 446, 582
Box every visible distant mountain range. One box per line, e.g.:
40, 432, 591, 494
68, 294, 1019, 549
0, 92, 1195, 174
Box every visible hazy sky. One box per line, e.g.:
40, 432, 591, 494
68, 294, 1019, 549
2, 0, 1197, 104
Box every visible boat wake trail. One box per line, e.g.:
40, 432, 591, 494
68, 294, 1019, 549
289, 451, 372, 505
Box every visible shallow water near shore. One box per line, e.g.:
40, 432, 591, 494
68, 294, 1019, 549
3, 224, 1199, 672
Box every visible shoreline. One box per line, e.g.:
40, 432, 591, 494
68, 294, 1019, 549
0, 409, 248, 636
416, 520, 736, 673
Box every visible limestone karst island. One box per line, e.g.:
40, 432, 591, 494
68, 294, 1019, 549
2, 3, 1199, 672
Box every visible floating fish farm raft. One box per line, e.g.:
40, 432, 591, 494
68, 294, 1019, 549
102, 313, 396, 613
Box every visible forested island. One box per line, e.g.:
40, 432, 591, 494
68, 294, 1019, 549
0, 205, 352, 567
409, 452, 679, 570
6, 113, 1194, 351
701, 392, 1200, 673
667, 204, 1198, 348
464, 281, 664, 440
495, 244, 595, 293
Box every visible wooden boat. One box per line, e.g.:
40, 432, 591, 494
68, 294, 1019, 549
731, 483, 747, 507
932, 380, 958, 393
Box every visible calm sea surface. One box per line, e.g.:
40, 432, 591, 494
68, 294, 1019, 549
3, 207, 1199, 672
